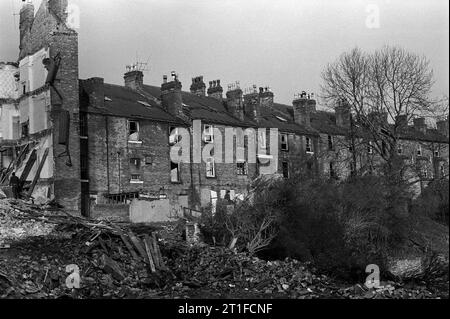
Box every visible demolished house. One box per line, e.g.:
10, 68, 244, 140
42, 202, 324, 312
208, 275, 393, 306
1, 0, 448, 221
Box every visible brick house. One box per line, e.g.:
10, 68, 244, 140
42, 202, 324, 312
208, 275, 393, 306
1, 0, 448, 218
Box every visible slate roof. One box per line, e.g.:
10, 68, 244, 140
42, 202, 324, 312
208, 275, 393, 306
80, 82, 185, 125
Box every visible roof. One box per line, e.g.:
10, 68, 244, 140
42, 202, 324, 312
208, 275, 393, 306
143, 85, 253, 127
260, 105, 318, 136
80, 82, 185, 125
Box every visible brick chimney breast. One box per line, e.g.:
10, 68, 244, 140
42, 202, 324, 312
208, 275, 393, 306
48, 0, 69, 22
293, 92, 311, 127
413, 117, 427, 134
226, 87, 244, 121
19, 2, 34, 45
335, 99, 351, 128
259, 87, 274, 109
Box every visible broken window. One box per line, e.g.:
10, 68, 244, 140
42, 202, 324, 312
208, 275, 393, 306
281, 134, 289, 151
130, 158, 141, 169
282, 161, 289, 178
169, 126, 181, 145
171, 161, 181, 182
236, 161, 248, 175
305, 137, 313, 153
204, 125, 214, 143
328, 135, 333, 151
21, 120, 29, 138
206, 157, 216, 178
128, 120, 140, 141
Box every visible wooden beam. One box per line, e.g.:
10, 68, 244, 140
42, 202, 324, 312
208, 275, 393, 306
26, 147, 49, 198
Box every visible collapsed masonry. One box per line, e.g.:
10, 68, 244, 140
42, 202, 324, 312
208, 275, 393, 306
1, 0, 449, 221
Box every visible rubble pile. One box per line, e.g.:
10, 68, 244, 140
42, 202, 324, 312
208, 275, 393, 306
0, 199, 448, 299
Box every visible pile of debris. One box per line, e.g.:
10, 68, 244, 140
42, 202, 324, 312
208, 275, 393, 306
0, 199, 448, 299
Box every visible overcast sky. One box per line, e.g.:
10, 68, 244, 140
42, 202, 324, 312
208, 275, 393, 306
0, 0, 448, 105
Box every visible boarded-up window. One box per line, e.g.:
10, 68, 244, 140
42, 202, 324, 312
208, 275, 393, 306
58, 110, 70, 145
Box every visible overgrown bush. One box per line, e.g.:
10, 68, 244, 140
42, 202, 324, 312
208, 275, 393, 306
412, 180, 449, 226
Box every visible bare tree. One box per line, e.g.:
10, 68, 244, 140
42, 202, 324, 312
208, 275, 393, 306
321, 46, 436, 177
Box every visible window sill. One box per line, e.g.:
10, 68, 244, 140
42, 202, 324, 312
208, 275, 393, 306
206, 176, 217, 179
171, 181, 182, 184
306, 151, 314, 155
128, 140, 143, 145
80, 136, 88, 140
130, 181, 144, 184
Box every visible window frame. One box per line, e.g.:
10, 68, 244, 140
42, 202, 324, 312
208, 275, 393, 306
206, 157, 216, 178
204, 124, 214, 143
236, 161, 248, 176
305, 137, 313, 153
327, 135, 334, 151
170, 161, 181, 183
128, 120, 140, 142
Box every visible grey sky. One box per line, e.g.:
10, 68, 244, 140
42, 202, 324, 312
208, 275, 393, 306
0, 0, 448, 105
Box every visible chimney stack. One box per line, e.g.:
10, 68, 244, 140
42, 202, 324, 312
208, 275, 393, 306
243, 85, 262, 123
436, 116, 449, 138
124, 66, 144, 91
207, 79, 223, 101
335, 99, 351, 128
395, 114, 408, 130
161, 73, 184, 119
413, 117, 427, 134
226, 83, 244, 121
259, 87, 274, 109
190, 76, 206, 97
293, 91, 313, 127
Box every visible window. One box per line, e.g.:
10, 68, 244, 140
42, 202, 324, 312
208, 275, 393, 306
397, 144, 403, 155
421, 167, 428, 179
236, 161, 248, 175
130, 174, 142, 183
417, 145, 422, 156
21, 120, 29, 138
328, 135, 333, 151
130, 158, 141, 169
282, 161, 289, 178
169, 126, 181, 145
329, 162, 335, 178
128, 120, 140, 141
305, 137, 313, 153
171, 162, 181, 182
259, 130, 267, 149
434, 149, 440, 158
281, 134, 289, 151
367, 141, 373, 154
204, 125, 214, 143
206, 157, 216, 178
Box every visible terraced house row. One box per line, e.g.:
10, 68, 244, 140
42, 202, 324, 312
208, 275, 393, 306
0, 0, 448, 220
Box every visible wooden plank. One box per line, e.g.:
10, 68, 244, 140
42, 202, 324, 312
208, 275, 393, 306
19, 150, 37, 184
149, 236, 160, 269
127, 231, 148, 263
120, 234, 140, 261
143, 235, 156, 273
26, 147, 49, 198
152, 233, 163, 269
0, 144, 29, 184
